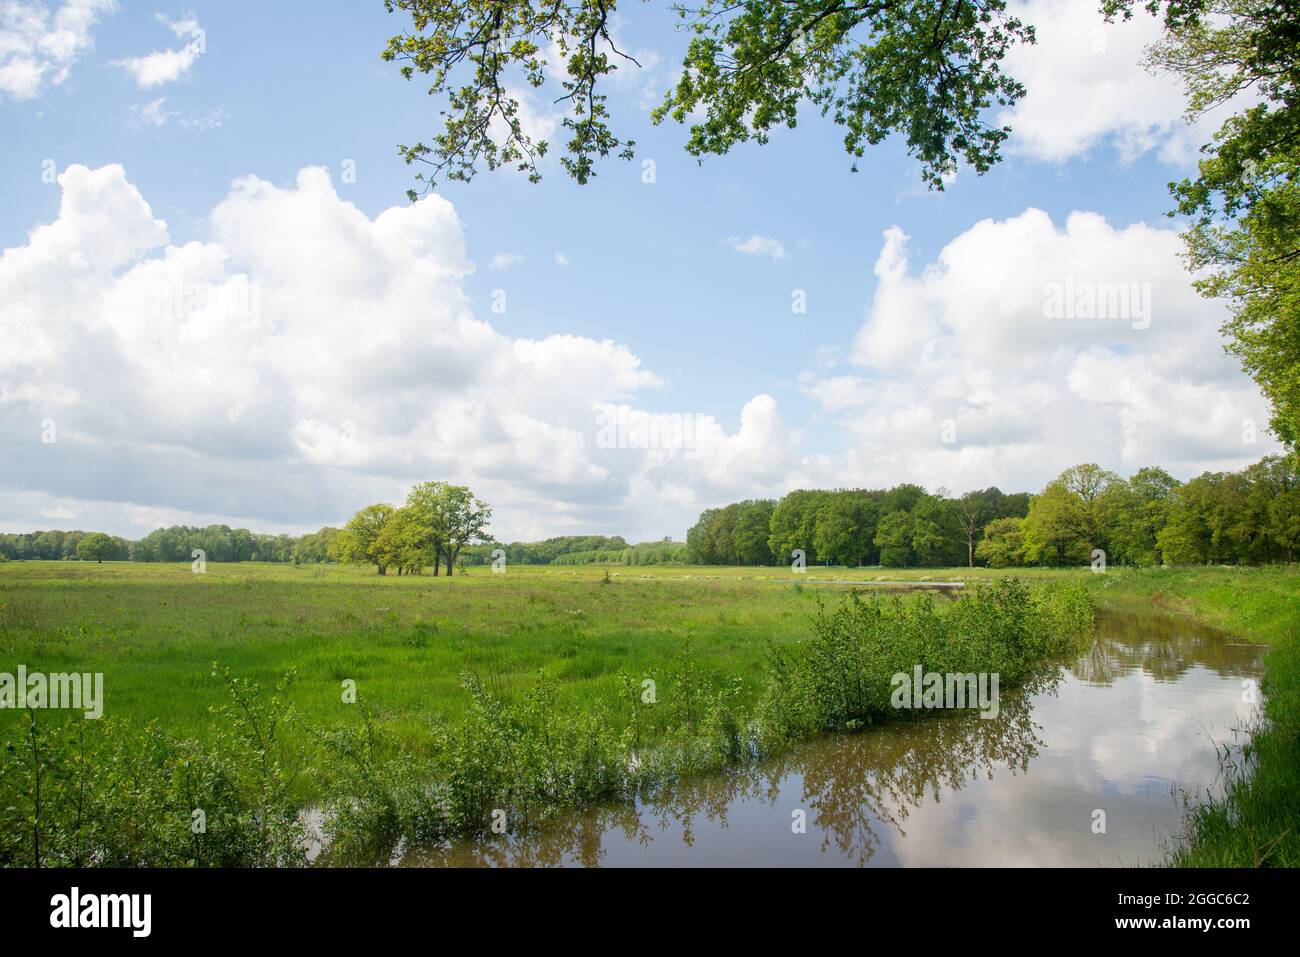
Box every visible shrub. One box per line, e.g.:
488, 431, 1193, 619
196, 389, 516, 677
756, 580, 1092, 749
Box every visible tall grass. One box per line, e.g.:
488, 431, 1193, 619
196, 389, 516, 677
1165, 635, 1300, 866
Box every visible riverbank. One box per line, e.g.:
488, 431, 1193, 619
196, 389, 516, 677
1088, 567, 1299, 867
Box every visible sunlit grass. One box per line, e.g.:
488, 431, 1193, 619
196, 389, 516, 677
1, 559, 1295, 865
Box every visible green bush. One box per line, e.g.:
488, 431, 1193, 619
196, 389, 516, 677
756, 579, 1092, 747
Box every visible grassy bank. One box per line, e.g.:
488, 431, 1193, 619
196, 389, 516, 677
1086, 567, 1299, 867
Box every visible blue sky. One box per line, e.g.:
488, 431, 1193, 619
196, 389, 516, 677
0, 1, 1280, 541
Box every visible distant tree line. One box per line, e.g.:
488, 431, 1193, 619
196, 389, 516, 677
553, 539, 687, 566
462, 535, 630, 566
7, 454, 1296, 571
459, 536, 688, 567
0, 529, 132, 563
0, 525, 342, 565
132, 526, 312, 563
687, 455, 1300, 568
686, 488, 1028, 567
980, 457, 1299, 567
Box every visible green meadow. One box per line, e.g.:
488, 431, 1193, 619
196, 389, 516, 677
0, 560, 1291, 753
1, 561, 871, 743
0, 561, 1295, 865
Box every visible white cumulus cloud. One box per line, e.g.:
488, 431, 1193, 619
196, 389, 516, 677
0, 164, 795, 540
797, 207, 1279, 493
1001, 0, 1247, 165
0, 0, 114, 99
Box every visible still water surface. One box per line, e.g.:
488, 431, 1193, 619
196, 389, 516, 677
414, 610, 1264, 867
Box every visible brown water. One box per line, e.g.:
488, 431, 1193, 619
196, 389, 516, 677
409, 610, 1264, 867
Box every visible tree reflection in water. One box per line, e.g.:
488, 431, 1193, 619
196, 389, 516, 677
406, 610, 1264, 867
409, 672, 1055, 867
1071, 610, 1263, 686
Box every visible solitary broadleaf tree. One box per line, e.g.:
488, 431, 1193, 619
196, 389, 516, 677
76, 532, 117, 563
